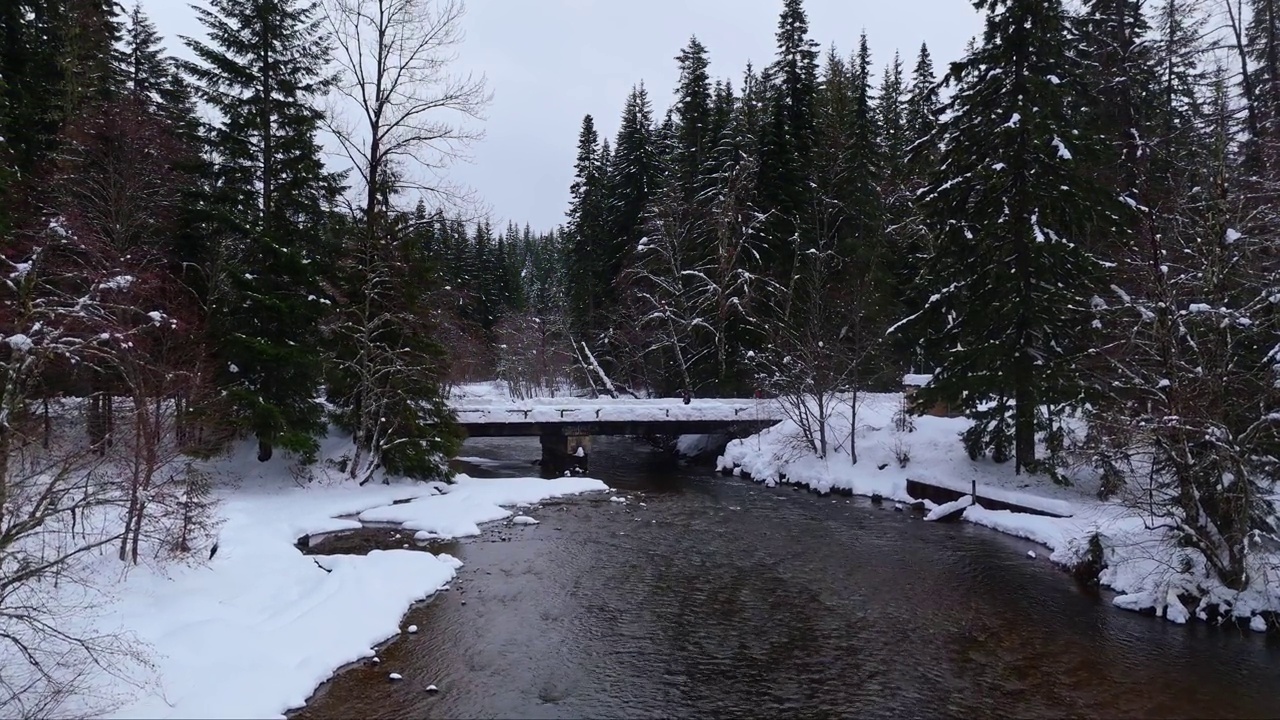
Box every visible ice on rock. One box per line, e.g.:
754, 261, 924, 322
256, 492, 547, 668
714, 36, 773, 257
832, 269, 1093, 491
389, 673, 403, 681
372, 656, 380, 664
1164, 590, 1189, 625
426, 684, 440, 693
1250, 615, 1268, 633
610, 496, 627, 504
511, 515, 539, 525
1026, 550, 1037, 559
407, 624, 418, 634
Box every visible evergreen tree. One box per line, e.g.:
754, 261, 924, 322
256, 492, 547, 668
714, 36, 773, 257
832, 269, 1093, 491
905, 43, 940, 160
673, 35, 713, 201
184, 0, 337, 462
604, 84, 660, 318
566, 114, 610, 339
908, 0, 1120, 475
757, 0, 819, 276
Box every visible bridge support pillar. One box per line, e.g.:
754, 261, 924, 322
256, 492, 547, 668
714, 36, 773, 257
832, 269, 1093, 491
540, 432, 590, 475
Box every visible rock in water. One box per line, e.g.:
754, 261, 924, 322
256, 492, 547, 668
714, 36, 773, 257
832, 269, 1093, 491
407, 624, 418, 634
426, 684, 440, 693
1027, 550, 1037, 559
389, 673, 403, 681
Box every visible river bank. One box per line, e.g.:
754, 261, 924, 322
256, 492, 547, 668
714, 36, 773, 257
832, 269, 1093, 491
294, 436, 1280, 720
717, 392, 1280, 633
61, 433, 607, 719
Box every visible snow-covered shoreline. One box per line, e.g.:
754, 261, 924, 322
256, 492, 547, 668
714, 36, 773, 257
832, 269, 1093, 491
717, 393, 1280, 634
67, 436, 607, 720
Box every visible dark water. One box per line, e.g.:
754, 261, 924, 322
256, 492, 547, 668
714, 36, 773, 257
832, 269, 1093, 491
294, 437, 1280, 720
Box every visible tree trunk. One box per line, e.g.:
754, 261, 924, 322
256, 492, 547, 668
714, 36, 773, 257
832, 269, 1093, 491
257, 438, 273, 462
1014, 381, 1036, 474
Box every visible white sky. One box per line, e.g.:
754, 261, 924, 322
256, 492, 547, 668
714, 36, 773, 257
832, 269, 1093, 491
144, 0, 984, 231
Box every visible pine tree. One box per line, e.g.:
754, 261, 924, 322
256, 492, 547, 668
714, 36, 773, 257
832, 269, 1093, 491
184, 0, 337, 462
908, 0, 1120, 475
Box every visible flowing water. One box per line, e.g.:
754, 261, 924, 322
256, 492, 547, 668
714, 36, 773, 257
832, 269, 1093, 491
293, 437, 1280, 719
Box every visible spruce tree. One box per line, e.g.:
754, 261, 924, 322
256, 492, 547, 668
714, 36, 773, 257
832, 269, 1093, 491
566, 114, 610, 340
905, 44, 940, 155
673, 36, 713, 201
605, 84, 660, 313
757, 0, 819, 277
184, 0, 337, 462
909, 0, 1120, 475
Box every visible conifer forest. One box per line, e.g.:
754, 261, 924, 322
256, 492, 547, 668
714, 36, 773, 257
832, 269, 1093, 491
4, 0, 1280, 716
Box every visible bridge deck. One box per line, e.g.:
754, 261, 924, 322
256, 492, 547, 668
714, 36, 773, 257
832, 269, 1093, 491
452, 398, 785, 437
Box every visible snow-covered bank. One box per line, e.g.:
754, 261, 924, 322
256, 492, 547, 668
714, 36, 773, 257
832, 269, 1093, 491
717, 393, 1280, 632
68, 437, 607, 719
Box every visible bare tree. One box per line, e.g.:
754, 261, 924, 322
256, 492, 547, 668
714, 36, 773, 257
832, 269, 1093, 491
323, 0, 488, 481
325, 0, 489, 208
0, 217, 151, 718
494, 312, 573, 400
623, 185, 716, 400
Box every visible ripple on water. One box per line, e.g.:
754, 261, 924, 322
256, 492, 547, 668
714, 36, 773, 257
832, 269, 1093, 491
291, 437, 1280, 720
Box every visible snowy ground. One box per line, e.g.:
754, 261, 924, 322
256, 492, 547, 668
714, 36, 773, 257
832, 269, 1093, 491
53, 432, 607, 720
717, 392, 1280, 631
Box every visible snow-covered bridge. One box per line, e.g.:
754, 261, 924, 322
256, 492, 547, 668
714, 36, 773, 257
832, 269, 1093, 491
450, 393, 784, 472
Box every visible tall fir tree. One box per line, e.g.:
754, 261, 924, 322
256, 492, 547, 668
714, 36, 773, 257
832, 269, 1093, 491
184, 0, 338, 461
908, 0, 1121, 475
757, 0, 819, 277
565, 114, 610, 340
604, 84, 660, 320
672, 36, 713, 203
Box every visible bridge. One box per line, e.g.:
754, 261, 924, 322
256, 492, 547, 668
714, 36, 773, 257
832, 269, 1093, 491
452, 397, 785, 473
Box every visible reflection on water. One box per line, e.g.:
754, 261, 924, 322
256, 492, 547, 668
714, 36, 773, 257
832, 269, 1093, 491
293, 437, 1280, 720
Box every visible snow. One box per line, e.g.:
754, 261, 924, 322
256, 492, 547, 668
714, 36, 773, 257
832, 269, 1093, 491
406, 625, 418, 634
1250, 615, 1267, 633
388, 673, 403, 681
55, 433, 607, 720
676, 433, 721, 457
5, 333, 33, 352
716, 392, 1280, 630
924, 495, 974, 521
356, 476, 606, 537
452, 396, 783, 425
1027, 550, 1038, 559
902, 373, 933, 387
100, 275, 136, 291
1052, 136, 1073, 160
511, 515, 539, 525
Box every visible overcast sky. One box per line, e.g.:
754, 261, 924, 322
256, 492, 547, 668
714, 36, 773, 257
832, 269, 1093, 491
145, 0, 984, 231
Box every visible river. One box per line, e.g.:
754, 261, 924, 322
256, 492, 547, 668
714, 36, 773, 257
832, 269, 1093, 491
293, 437, 1280, 719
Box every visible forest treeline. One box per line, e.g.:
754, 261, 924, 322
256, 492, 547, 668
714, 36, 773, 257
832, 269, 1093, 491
3, 0, 1280, 595
544, 0, 1280, 592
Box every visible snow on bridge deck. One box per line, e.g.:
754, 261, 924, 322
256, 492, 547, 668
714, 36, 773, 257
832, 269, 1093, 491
450, 397, 785, 425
